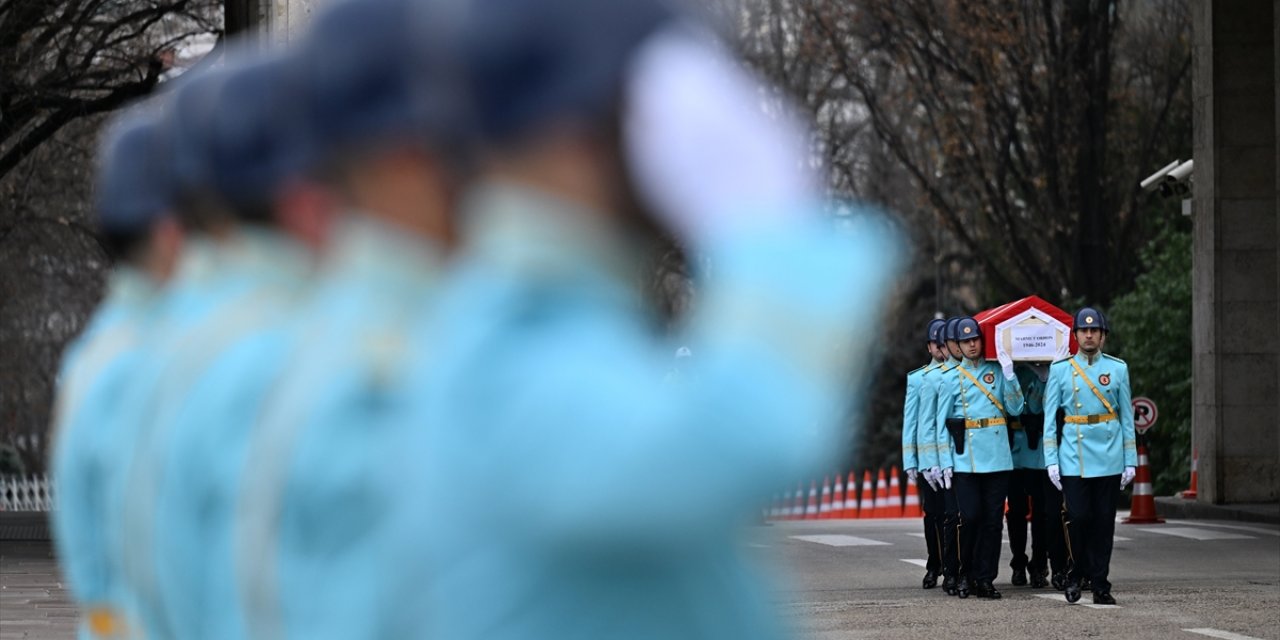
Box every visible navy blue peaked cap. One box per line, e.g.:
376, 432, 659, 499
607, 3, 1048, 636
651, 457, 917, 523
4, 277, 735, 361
1073, 307, 1109, 332
944, 317, 962, 342
435, 0, 676, 143
298, 0, 463, 158
164, 65, 235, 203
927, 318, 946, 344
202, 54, 312, 212
95, 108, 172, 233
955, 317, 982, 341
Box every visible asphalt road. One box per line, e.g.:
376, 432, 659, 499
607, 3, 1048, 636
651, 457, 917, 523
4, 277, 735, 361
759, 514, 1280, 640
3, 515, 1278, 639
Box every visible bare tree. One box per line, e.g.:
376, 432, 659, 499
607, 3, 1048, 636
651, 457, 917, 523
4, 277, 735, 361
0, 0, 219, 472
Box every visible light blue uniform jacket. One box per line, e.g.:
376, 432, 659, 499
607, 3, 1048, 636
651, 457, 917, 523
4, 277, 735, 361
50, 268, 155, 640
934, 359, 1025, 474
913, 360, 948, 471
1010, 366, 1046, 470
116, 231, 309, 640
386, 183, 903, 640
1042, 352, 1137, 478
236, 215, 443, 640
902, 361, 941, 472
932, 357, 961, 471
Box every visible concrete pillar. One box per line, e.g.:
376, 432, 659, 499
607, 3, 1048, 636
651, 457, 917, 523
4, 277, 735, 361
1192, 0, 1280, 504
266, 0, 318, 46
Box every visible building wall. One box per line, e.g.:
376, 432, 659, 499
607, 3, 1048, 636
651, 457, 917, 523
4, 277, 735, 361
1192, 0, 1280, 504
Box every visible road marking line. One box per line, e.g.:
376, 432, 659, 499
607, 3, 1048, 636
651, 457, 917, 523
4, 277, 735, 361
1144, 527, 1255, 541
789, 534, 892, 547
900, 559, 928, 568
1177, 523, 1280, 537
906, 532, 925, 538
1033, 593, 1122, 609
1182, 628, 1265, 640
1113, 536, 1132, 541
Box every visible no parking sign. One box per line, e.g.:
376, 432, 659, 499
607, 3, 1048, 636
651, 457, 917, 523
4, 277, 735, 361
1132, 397, 1158, 434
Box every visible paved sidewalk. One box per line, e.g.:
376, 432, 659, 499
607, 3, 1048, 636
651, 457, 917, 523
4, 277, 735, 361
0, 541, 77, 639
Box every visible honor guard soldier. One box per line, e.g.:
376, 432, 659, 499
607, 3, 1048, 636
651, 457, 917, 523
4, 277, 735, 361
235, 2, 466, 638
1043, 307, 1136, 605
903, 318, 948, 589
1006, 363, 1052, 588
934, 317, 1025, 599
385, 0, 905, 637
934, 316, 965, 595
118, 54, 316, 640
51, 106, 182, 640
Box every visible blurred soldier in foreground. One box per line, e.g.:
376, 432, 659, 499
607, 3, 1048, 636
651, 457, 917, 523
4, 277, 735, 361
234, 1, 466, 638
51, 106, 182, 640
1043, 307, 1136, 605
116, 53, 317, 639
387, 0, 904, 637
902, 318, 947, 589
935, 317, 1024, 599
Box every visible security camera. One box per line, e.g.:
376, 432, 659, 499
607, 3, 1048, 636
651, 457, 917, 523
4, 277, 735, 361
1167, 159, 1193, 182
1141, 159, 1193, 198
1140, 159, 1181, 192
1158, 159, 1193, 197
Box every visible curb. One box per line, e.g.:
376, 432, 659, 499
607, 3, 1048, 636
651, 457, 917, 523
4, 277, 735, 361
1154, 496, 1280, 525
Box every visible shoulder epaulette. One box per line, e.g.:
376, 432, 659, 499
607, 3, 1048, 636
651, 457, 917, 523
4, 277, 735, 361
1103, 354, 1126, 364
907, 365, 925, 376
1051, 357, 1071, 366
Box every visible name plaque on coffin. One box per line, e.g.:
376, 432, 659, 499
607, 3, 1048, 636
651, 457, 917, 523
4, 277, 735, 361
973, 295, 1076, 362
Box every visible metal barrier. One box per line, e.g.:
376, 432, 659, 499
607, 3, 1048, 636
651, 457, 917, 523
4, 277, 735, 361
0, 474, 56, 512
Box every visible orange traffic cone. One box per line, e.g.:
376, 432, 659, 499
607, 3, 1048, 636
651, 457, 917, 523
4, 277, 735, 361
1180, 448, 1199, 499
1123, 444, 1165, 524
902, 472, 923, 517
888, 466, 904, 517
788, 484, 805, 520
804, 480, 819, 520
831, 474, 846, 519
858, 470, 873, 518
818, 476, 833, 519
841, 471, 858, 518
872, 468, 889, 518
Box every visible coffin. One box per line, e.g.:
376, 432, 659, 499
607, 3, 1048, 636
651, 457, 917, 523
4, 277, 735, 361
972, 295, 1076, 362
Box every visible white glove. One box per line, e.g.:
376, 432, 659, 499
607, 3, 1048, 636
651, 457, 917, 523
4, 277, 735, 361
906, 468, 918, 483
997, 348, 1016, 381
941, 467, 953, 490
922, 470, 938, 491
1048, 464, 1062, 491
624, 27, 818, 244
1120, 466, 1136, 489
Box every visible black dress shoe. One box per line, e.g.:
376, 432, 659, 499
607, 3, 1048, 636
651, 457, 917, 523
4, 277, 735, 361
1051, 572, 1067, 591
955, 577, 970, 599
1064, 581, 1082, 603
942, 575, 957, 596
1011, 567, 1028, 586
922, 570, 939, 589
1092, 591, 1116, 605
1030, 568, 1049, 589
974, 581, 1003, 599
